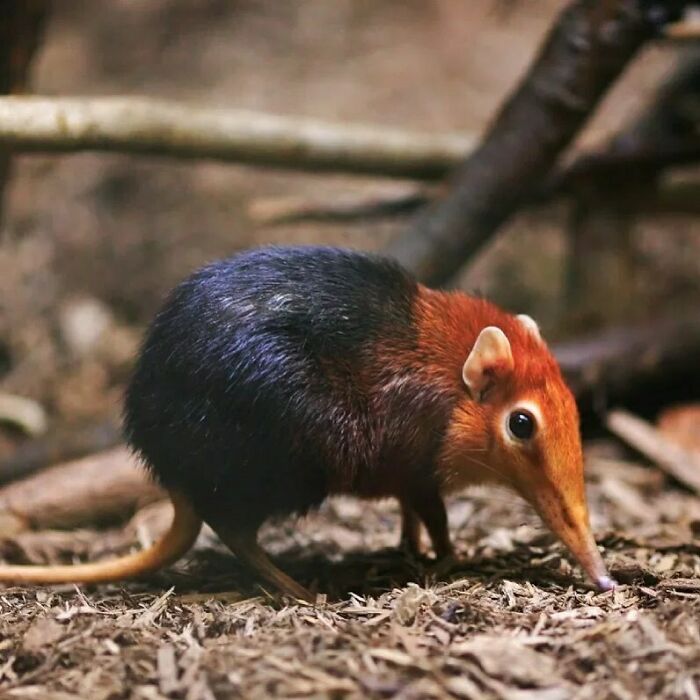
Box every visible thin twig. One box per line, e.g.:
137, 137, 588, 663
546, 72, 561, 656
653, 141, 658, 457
248, 185, 435, 226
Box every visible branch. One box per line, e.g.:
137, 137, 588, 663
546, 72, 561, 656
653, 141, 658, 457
553, 313, 700, 403
385, 0, 691, 285
249, 160, 700, 228
0, 447, 164, 533
0, 0, 50, 224
0, 96, 475, 180
542, 51, 700, 199
247, 184, 435, 226
0, 419, 121, 485
606, 409, 700, 495
541, 145, 700, 200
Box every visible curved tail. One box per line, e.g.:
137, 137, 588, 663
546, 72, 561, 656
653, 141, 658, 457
0, 491, 202, 584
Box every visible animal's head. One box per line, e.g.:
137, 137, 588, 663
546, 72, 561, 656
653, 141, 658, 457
439, 314, 613, 591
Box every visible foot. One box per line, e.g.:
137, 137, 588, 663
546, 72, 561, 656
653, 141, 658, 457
427, 552, 461, 579
213, 524, 315, 603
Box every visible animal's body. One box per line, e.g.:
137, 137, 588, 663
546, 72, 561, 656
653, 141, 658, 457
0, 247, 613, 597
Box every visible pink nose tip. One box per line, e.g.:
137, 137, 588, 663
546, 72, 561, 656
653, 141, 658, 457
596, 575, 616, 592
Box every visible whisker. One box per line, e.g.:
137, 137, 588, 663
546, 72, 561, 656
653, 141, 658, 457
461, 452, 518, 491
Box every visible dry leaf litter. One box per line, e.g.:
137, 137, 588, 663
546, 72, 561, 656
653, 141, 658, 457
0, 440, 698, 698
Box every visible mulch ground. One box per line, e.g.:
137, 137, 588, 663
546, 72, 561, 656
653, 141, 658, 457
0, 442, 698, 699
0, 5, 699, 698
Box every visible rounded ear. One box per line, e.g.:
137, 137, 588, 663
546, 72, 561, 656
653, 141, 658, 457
462, 326, 514, 401
517, 314, 541, 341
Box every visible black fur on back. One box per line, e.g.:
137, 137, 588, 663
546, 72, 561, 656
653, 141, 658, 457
124, 246, 452, 529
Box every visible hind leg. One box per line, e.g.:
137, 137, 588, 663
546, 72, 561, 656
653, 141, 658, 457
213, 524, 314, 602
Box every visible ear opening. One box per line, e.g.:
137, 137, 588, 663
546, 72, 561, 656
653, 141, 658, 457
462, 326, 514, 401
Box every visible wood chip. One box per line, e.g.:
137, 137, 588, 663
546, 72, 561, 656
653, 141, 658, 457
0, 394, 47, 437
657, 578, 700, 593
157, 645, 179, 695
22, 617, 64, 651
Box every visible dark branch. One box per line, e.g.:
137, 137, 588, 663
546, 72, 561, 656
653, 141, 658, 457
0, 420, 122, 485
553, 313, 700, 406
386, 0, 690, 285
542, 50, 700, 199
0, 0, 50, 224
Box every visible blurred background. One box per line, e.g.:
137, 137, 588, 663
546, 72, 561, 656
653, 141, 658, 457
1, 0, 698, 457
0, 0, 700, 492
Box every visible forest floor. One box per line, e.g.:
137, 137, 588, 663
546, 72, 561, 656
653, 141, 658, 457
0, 2, 699, 698
0, 439, 699, 699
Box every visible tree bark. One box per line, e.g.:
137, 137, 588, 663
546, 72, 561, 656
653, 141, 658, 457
385, 0, 690, 285
0, 0, 50, 224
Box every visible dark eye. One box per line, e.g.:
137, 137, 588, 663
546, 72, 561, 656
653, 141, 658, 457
508, 410, 536, 441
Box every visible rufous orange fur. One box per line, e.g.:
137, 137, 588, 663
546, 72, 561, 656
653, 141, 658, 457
411, 285, 612, 590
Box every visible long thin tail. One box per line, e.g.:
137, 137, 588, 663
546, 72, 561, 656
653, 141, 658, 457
0, 491, 202, 584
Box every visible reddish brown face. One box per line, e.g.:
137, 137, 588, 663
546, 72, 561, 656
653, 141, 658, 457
441, 321, 614, 591
491, 392, 614, 592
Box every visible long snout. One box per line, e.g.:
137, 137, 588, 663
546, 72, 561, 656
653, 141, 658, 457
524, 476, 615, 592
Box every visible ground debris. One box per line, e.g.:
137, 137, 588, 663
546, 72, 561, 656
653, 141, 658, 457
0, 446, 698, 698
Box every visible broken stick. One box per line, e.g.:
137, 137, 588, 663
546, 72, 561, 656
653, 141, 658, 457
0, 446, 164, 534
0, 393, 47, 437
606, 409, 700, 495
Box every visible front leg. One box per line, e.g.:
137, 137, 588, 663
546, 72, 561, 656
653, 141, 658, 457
399, 500, 422, 558
405, 487, 453, 560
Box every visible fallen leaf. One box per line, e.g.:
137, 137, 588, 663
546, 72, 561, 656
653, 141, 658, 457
452, 635, 561, 686
392, 584, 436, 625
22, 616, 64, 651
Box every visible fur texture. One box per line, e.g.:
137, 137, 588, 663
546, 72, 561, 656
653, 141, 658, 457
125, 247, 455, 529
124, 245, 611, 590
